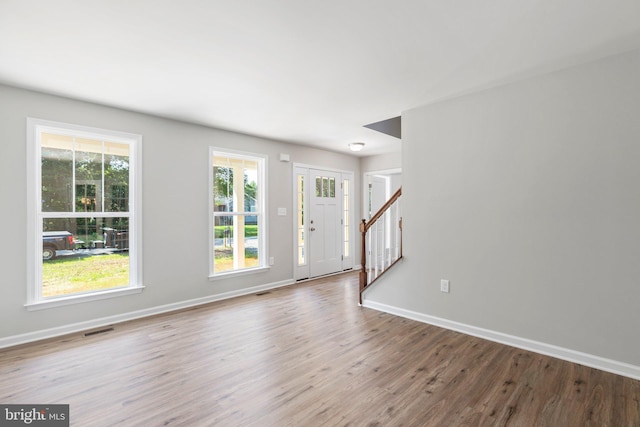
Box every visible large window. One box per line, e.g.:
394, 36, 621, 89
27, 118, 142, 308
210, 148, 267, 277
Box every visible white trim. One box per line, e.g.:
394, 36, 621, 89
26, 119, 38, 304
25, 286, 145, 311
363, 167, 402, 178
27, 117, 143, 144
292, 162, 354, 175
362, 299, 640, 381
293, 268, 355, 283
3, 278, 295, 349
130, 131, 144, 287
208, 146, 215, 275
208, 266, 271, 280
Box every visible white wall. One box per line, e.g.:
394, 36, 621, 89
389, 173, 402, 194
360, 151, 402, 218
360, 151, 401, 173
365, 48, 640, 369
0, 84, 360, 341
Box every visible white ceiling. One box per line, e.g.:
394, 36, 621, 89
2, 1, 640, 156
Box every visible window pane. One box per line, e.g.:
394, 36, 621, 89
245, 215, 260, 268
297, 174, 305, 266
42, 217, 129, 298
213, 156, 258, 213
315, 176, 321, 197
41, 134, 73, 212
344, 240, 349, 257
104, 142, 130, 212
343, 179, 350, 257
75, 138, 103, 212
297, 192, 304, 213
76, 183, 97, 212
213, 165, 234, 212
243, 160, 258, 212
297, 226, 305, 266
329, 177, 335, 198
322, 177, 328, 197
213, 214, 260, 272
214, 215, 235, 272
214, 215, 233, 238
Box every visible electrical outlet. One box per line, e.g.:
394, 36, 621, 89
269, 257, 274, 266
440, 279, 450, 293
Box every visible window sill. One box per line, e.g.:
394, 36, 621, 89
25, 286, 145, 311
209, 266, 270, 281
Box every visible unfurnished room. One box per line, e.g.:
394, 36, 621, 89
1, 1, 640, 426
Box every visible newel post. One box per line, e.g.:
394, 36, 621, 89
359, 219, 367, 305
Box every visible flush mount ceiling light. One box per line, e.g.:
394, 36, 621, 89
349, 142, 365, 152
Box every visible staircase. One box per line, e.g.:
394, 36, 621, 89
359, 187, 402, 304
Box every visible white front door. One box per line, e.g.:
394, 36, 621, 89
294, 166, 354, 280
308, 169, 342, 277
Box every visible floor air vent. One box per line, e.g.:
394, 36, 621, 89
84, 327, 114, 337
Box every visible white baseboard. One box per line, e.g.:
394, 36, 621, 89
363, 299, 640, 381
0, 278, 295, 349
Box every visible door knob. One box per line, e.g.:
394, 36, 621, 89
310, 227, 316, 231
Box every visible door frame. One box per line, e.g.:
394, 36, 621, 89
363, 168, 402, 219
293, 163, 355, 281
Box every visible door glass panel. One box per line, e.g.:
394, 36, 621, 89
297, 174, 306, 265
343, 179, 350, 257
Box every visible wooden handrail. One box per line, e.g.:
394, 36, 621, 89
364, 187, 402, 233
359, 187, 403, 304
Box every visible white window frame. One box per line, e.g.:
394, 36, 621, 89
26, 118, 144, 310
209, 147, 268, 279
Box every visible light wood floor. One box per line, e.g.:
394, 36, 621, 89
1, 272, 639, 426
